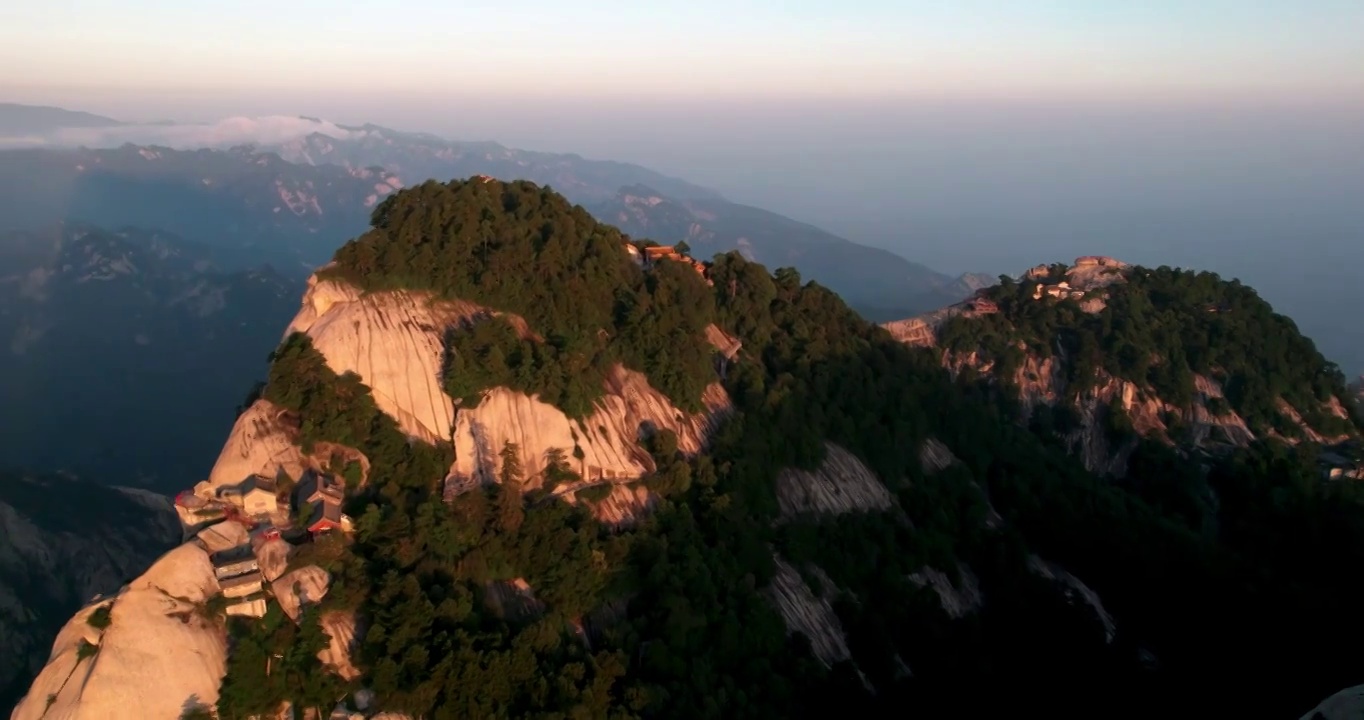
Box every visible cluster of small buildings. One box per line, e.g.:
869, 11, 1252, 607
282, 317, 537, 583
218, 475, 279, 518
1320, 449, 1364, 481
214, 544, 266, 602
189, 471, 352, 538
1032, 281, 1087, 301
180, 469, 356, 619
624, 242, 709, 279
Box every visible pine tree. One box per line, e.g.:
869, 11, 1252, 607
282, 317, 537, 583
498, 441, 525, 533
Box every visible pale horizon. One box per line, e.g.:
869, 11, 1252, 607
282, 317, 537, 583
4, 1, 1363, 106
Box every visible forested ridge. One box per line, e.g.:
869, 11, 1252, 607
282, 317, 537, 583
938, 264, 1362, 440
216, 178, 1364, 719
321, 178, 717, 417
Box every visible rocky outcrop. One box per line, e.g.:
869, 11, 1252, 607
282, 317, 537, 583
281, 273, 732, 494
10, 542, 228, 720
1275, 399, 1353, 446
1027, 555, 1116, 644
272, 565, 331, 621
579, 483, 656, 526
0, 474, 181, 710
775, 443, 894, 519
908, 565, 984, 619
483, 578, 545, 623
318, 611, 362, 682
198, 399, 372, 501
284, 273, 518, 444
199, 400, 310, 495
451, 367, 730, 488
919, 438, 957, 474
766, 557, 850, 668
882, 306, 969, 348
940, 349, 1263, 475
254, 537, 292, 582
767, 446, 892, 671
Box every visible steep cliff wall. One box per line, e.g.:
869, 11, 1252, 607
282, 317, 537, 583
767, 444, 893, 669
450, 367, 730, 488
279, 273, 732, 496
284, 272, 512, 445
195, 398, 368, 502
767, 557, 850, 667
774, 442, 895, 519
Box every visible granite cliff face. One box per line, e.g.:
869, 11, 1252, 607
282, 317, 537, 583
943, 351, 1265, 475
8, 523, 247, 720
207, 272, 732, 515
763, 437, 1114, 680
11, 253, 737, 717
0, 473, 180, 711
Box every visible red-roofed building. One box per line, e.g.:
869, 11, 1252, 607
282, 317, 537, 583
306, 501, 347, 536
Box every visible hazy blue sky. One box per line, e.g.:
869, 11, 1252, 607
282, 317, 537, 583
3, 1, 1363, 103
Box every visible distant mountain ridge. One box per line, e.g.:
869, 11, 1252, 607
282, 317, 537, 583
592, 184, 993, 317
0, 144, 395, 271
0, 103, 122, 137
0, 104, 986, 318
267, 121, 722, 203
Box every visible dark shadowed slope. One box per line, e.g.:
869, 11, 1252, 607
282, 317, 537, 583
0, 225, 301, 489
0, 470, 179, 711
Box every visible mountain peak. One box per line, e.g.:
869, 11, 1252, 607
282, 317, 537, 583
885, 258, 1361, 474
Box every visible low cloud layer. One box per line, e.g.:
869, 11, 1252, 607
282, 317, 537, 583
0, 115, 361, 150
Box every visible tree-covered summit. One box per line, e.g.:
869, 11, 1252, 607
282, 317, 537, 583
320, 177, 719, 416
938, 263, 1361, 440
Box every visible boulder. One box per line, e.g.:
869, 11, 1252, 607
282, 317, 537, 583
272, 565, 330, 621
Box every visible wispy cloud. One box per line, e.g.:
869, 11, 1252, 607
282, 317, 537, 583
0, 115, 360, 150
